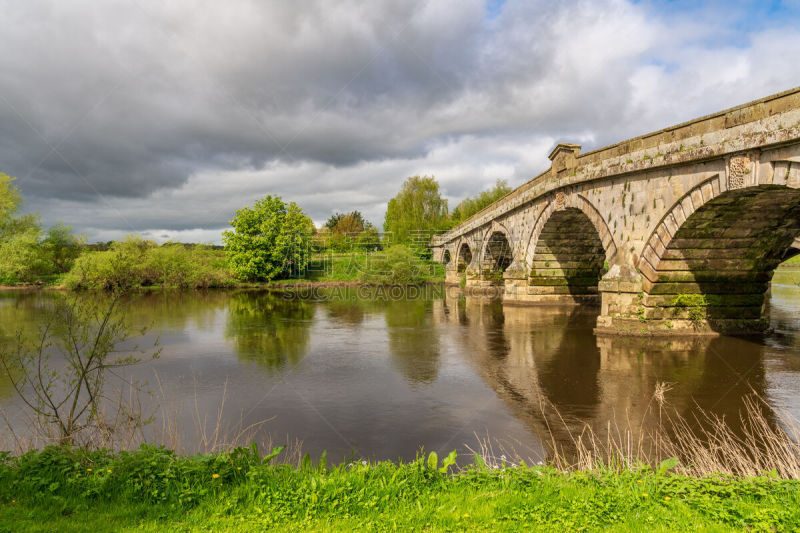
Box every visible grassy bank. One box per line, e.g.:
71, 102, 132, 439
1, 446, 798, 532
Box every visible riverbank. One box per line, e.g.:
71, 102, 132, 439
0, 248, 445, 291
1, 446, 798, 532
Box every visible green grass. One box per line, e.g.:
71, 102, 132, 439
281, 249, 445, 284
781, 254, 800, 266
1, 446, 798, 532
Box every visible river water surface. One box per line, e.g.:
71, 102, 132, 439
1, 272, 799, 463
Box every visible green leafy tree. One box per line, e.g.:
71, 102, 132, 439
0, 173, 22, 225
332, 212, 365, 235
450, 179, 512, 224
383, 175, 449, 245
41, 222, 84, 273
323, 212, 345, 231
321, 211, 369, 252
0, 173, 84, 283
356, 223, 382, 251
0, 174, 46, 283
223, 195, 313, 281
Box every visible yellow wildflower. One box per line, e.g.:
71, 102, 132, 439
462, 514, 470, 518
237, 467, 242, 471
637, 480, 643, 484
87, 468, 92, 472
212, 473, 220, 479
107, 470, 112, 473
642, 493, 649, 498
664, 496, 672, 501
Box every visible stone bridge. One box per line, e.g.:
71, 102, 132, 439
431, 87, 800, 335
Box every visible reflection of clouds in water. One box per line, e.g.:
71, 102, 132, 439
764, 271, 800, 418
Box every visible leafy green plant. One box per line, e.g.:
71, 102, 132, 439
223, 195, 314, 282
357, 245, 436, 285
63, 239, 235, 290
1, 447, 799, 531
450, 179, 512, 224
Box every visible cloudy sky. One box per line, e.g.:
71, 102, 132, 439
2, 0, 800, 243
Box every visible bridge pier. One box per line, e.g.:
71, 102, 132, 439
444, 266, 460, 286
594, 264, 772, 336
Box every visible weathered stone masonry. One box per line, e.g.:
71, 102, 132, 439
431, 87, 800, 335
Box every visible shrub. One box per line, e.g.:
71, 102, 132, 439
63, 237, 235, 290
358, 245, 433, 285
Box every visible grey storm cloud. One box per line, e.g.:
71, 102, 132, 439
1, 0, 800, 241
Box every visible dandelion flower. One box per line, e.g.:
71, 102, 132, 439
642, 493, 649, 498
462, 514, 470, 518
107, 470, 112, 473
212, 473, 220, 479
663, 496, 672, 501
637, 480, 643, 484
87, 468, 92, 472
237, 467, 242, 471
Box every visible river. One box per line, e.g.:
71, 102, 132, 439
0, 271, 798, 463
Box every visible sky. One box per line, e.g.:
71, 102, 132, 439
1, 0, 800, 243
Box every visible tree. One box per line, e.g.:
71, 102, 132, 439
42, 222, 84, 273
0, 173, 46, 283
0, 291, 161, 446
323, 212, 345, 231
332, 212, 365, 235
450, 179, 512, 224
0, 173, 22, 228
383, 176, 449, 245
356, 223, 382, 251
223, 195, 314, 281
325, 211, 367, 233
0, 173, 84, 283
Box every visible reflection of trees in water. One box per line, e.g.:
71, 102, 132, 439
0, 292, 61, 399
322, 294, 368, 326
0, 290, 239, 399
316, 291, 442, 385
119, 290, 231, 332
224, 292, 314, 372
437, 293, 774, 463
384, 298, 440, 385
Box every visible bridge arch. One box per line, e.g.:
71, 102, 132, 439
456, 240, 473, 273
479, 221, 517, 273
479, 223, 514, 283
522, 192, 615, 303
441, 249, 451, 266
637, 174, 800, 332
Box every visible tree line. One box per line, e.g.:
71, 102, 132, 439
223, 175, 512, 281
0, 171, 512, 286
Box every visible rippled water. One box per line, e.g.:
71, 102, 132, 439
1, 273, 798, 463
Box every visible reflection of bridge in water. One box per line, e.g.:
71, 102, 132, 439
433, 291, 772, 461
